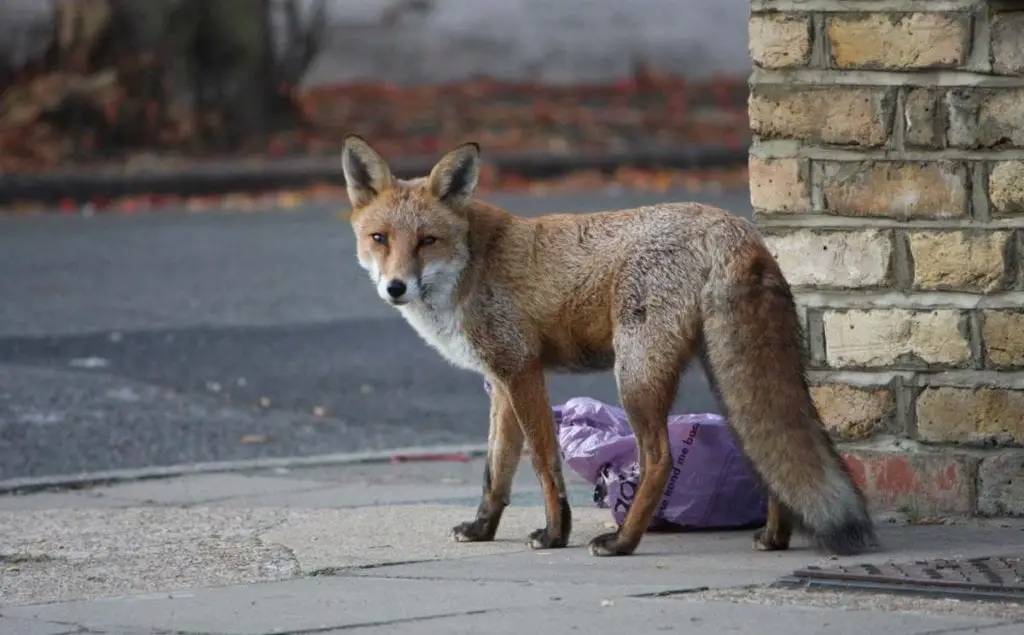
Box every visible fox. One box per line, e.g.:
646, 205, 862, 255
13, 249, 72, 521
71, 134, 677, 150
340, 134, 878, 558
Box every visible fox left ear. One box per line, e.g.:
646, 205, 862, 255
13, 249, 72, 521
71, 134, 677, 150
428, 142, 481, 208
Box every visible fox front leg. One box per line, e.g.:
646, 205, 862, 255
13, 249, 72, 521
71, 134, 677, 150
500, 366, 572, 549
451, 382, 524, 542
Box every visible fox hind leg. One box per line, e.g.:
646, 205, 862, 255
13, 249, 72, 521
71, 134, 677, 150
753, 497, 794, 551
589, 323, 692, 557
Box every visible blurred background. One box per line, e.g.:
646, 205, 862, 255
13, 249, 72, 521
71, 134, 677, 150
0, 0, 750, 198
0, 0, 753, 483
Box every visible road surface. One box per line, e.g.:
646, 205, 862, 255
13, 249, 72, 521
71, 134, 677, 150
0, 188, 752, 481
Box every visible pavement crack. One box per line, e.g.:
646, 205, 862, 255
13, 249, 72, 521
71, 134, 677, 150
258, 609, 494, 634
631, 585, 712, 598
0, 552, 66, 564
175, 483, 341, 508
139, 629, 233, 635
307, 557, 442, 577
915, 622, 1024, 635
2, 617, 107, 635
631, 583, 765, 600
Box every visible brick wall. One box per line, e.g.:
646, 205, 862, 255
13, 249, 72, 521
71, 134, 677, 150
749, 0, 1024, 519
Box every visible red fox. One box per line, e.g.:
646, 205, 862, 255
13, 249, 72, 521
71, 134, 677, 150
341, 135, 877, 557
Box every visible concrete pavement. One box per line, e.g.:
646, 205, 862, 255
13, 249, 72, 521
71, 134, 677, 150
2, 458, 1023, 634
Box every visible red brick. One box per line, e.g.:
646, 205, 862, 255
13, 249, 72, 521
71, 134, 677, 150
842, 450, 974, 516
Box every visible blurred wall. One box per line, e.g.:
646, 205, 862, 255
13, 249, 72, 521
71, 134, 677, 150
1, 0, 751, 86
1, 0, 56, 65
303, 0, 750, 85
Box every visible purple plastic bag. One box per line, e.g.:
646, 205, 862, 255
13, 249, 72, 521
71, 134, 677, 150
555, 397, 767, 530
484, 381, 767, 530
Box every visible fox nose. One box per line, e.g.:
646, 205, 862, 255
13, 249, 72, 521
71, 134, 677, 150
386, 279, 407, 299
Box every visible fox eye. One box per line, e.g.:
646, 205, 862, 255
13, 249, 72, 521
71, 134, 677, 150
418, 236, 438, 247
371, 233, 387, 245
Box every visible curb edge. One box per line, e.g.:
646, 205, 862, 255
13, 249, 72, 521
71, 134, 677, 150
0, 443, 490, 495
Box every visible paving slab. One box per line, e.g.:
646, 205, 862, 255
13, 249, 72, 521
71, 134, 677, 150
211, 482, 485, 508
321, 597, 1011, 635
1, 575, 673, 635
965, 626, 1024, 634
183, 468, 596, 510
341, 521, 1024, 587
5, 579, 1016, 635
258, 504, 614, 572
0, 457, 593, 510
0, 490, 125, 511
345, 536, 828, 591
247, 457, 593, 489
188, 481, 596, 510
0, 503, 614, 606
687, 586, 1024, 622
0, 616, 80, 635
88, 473, 342, 506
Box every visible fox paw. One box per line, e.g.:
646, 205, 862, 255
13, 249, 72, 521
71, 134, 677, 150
527, 527, 568, 550
752, 528, 790, 552
451, 519, 495, 543
588, 531, 634, 557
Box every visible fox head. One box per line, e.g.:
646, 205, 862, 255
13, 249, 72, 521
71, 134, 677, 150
341, 135, 480, 307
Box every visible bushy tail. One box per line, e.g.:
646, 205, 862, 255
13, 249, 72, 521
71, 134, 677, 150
700, 248, 877, 556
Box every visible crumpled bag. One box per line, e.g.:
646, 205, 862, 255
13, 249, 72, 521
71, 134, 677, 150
554, 397, 768, 530
483, 380, 767, 530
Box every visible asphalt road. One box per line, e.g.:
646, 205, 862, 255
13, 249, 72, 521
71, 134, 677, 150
0, 187, 752, 481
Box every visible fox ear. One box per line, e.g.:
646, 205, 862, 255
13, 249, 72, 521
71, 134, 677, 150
342, 135, 393, 208
428, 142, 481, 208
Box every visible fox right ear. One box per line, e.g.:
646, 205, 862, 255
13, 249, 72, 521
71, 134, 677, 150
342, 135, 393, 208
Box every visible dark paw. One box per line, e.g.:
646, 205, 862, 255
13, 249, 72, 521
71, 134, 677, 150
527, 527, 568, 549
451, 518, 495, 543
752, 528, 790, 552
588, 531, 633, 557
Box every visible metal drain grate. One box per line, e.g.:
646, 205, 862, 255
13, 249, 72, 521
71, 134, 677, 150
776, 556, 1024, 602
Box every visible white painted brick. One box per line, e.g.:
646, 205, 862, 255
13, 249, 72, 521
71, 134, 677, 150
823, 309, 971, 368
764, 230, 892, 288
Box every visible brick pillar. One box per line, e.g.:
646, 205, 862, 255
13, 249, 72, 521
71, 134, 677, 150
748, 0, 1024, 519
